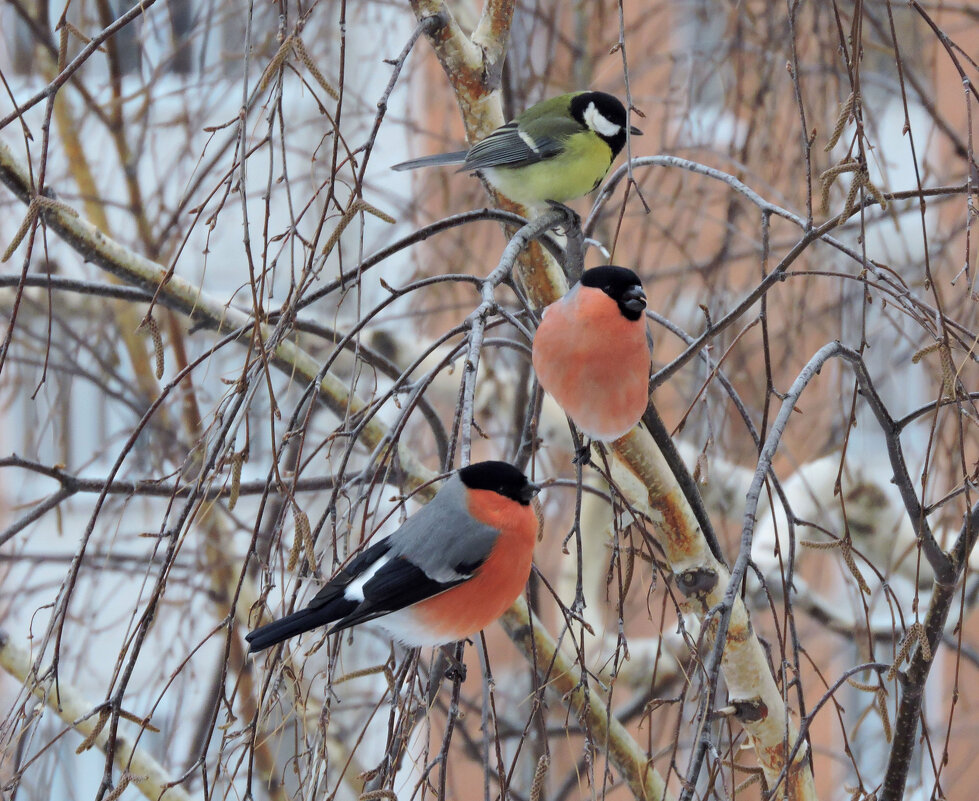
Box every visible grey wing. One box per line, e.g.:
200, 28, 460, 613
392, 150, 469, 171
387, 474, 500, 583
463, 123, 563, 171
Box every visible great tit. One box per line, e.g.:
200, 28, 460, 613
392, 91, 642, 209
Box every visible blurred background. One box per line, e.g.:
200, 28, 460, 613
1, 1, 977, 799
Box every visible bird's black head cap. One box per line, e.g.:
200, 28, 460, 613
581, 265, 646, 321
459, 461, 540, 505
570, 92, 641, 157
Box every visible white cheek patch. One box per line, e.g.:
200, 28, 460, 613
584, 102, 622, 138
344, 554, 390, 602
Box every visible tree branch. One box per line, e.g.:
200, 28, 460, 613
410, 5, 818, 798
0, 631, 191, 801
500, 598, 672, 801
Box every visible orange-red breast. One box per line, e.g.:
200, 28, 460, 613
246, 461, 541, 652
532, 266, 651, 442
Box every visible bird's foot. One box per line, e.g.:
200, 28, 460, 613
440, 646, 467, 683
545, 200, 585, 280
572, 442, 592, 466
545, 200, 582, 233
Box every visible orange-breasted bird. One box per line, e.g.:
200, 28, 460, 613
532, 265, 651, 444
245, 461, 541, 652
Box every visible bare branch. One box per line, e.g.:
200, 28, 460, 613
0, 631, 191, 801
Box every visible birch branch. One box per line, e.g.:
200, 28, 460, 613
1, 8, 813, 790
409, 3, 818, 797
499, 599, 672, 801
408, 0, 568, 310
0, 58, 668, 801
0, 134, 436, 794
0, 138, 435, 493
0, 631, 191, 801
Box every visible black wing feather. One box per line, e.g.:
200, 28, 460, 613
328, 555, 476, 634
246, 539, 393, 652
247, 534, 489, 650
306, 538, 392, 609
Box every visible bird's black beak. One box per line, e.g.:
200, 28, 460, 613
522, 482, 542, 503
629, 125, 643, 136
622, 285, 647, 314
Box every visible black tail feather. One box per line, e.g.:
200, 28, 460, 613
245, 599, 357, 653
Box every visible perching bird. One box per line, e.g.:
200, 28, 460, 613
532, 265, 651, 444
246, 461, 541, 652
392, 91, 641, 210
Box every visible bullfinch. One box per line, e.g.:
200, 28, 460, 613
391, 91, 642, 210
245, 461, 541, 652
532, 265, 651, 444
